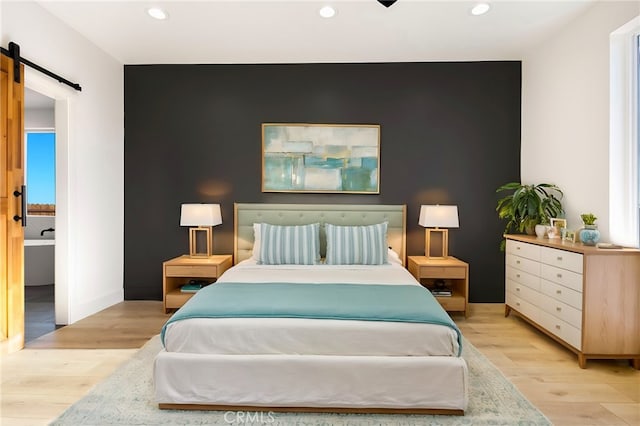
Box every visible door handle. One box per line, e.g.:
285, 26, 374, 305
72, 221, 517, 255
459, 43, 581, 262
13, 185, 27, 227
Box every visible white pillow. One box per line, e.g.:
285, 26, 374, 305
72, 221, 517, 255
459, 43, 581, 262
252, 223, 261, 259
388, 248, 402, 265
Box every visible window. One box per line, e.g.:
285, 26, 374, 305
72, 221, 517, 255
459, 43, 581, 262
610, 16, 640, 247
25, 131, 56, 216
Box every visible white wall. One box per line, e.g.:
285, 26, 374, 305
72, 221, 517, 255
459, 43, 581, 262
25, 107, 54, 129
521, 1, 639, 242
1, 2, 124, 323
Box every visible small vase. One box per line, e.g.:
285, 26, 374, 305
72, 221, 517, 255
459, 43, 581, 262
534, 224, 548, 238
579, 224, 600, 246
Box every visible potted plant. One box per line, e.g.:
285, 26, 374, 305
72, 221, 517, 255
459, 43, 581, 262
579, 213, 600, 246
580, 213, 597, 226
496, 182, 564, 248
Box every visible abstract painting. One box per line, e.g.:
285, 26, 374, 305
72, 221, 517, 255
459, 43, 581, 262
262, 123, 380, 193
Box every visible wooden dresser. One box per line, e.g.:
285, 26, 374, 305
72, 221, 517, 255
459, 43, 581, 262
504, 234, 640, 369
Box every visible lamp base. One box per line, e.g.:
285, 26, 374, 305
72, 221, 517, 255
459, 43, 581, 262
188, 226, 212, 257
425, 228, 449, 259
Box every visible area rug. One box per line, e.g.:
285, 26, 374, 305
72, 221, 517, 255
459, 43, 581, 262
50, 336, 551, 426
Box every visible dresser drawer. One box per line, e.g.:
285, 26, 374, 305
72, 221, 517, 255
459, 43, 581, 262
506, 266, 540, 291
540, 247, 583, 274
506, 254, 540, 276
541, 264, 583, 293
507, 279, 542, 306
541, 279, 583, 310
538, 292, 582, 329
506, 240, 540, 261
538, 309, 582, 350
506, 292, 539, 323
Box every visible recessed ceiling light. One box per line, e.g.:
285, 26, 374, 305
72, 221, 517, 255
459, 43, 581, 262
471, 3, 491, 16
147, 7, 168, 20
319, 6, 336, 18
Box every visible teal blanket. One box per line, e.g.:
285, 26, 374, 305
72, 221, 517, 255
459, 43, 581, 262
161, 282, 462, 355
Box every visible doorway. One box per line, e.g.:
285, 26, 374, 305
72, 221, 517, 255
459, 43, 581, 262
23, 88, 58, 342
24, 68, 71, 328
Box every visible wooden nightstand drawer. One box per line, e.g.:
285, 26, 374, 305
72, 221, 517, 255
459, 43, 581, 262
436, 295, 465, 311
166, 291, 195, 308
419, 266, 466, 279
165, 265, 220, 277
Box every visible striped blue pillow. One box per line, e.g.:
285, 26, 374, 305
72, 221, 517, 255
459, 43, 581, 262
258, 223, 320, 265
325, 222, 389, 265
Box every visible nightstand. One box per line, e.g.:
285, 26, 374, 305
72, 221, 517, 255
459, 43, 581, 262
407, 256, 469, 317
162, 254, 233, 313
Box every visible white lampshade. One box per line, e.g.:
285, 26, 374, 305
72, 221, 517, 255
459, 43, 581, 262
180, 204, 222, 227
418, 205, 459, 228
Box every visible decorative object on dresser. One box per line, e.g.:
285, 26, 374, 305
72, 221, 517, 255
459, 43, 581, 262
418, 205, 459, 258
562, 230, 576, 243
578, 213, 600, 246
162, 254, 232, 313
407, 256, 469, 317
548, 218, 566, 239
504, 234, 640, 369
495, 182, 564, 245
534, 222, 549, 238
180, 203, 222, 257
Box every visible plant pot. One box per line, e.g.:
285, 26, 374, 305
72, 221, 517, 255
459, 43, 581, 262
579, 224, 600, 246
524, 225, 535, 235
534, 224, 548, 238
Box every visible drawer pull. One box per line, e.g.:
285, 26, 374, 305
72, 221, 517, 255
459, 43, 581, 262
516, 260, 521, 264
556, 307, 562, 312
555, 325, 561, 330
516, 246, 520, 250
516, 287, 520, 292
516, 302, 521, 306
516, 274, 521, 278
557, 256, 563, 261
556, 273, 562, 278
556, 290, 562, 294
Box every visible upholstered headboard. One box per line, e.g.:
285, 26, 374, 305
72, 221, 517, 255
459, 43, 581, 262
234, 203, 407, 265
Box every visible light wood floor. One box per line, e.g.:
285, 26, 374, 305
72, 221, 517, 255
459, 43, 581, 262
1, 302, 638, 425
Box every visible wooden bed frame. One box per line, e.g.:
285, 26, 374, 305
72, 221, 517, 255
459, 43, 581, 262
156, 203, 468, 415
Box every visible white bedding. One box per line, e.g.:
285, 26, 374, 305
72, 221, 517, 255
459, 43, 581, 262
162, 260, 460, 357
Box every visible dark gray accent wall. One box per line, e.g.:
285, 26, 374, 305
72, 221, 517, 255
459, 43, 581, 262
124, 62, 521, 302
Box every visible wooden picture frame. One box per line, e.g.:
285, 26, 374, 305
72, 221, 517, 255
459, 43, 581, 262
563, 230, 576, 243
549, 218, 567, 239
262, 123, 380, 193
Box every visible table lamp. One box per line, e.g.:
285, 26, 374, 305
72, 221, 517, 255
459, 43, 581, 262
418, 205, 459, 258
180, 204, 222, 257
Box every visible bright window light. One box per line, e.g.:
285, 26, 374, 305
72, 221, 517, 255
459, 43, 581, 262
147, 7, 168, 20
471, 3, 491, 16
319, 6, 336, 18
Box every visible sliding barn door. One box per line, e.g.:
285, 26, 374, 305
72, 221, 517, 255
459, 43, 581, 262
1, 53, 25, 353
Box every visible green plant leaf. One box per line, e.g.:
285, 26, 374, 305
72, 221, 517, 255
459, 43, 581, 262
495, 181, 564, 250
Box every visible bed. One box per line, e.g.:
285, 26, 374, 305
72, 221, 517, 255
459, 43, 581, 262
154, 203, 468, 414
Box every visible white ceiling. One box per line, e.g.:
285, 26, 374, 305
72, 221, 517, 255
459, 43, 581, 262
35, 0, 600, 65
